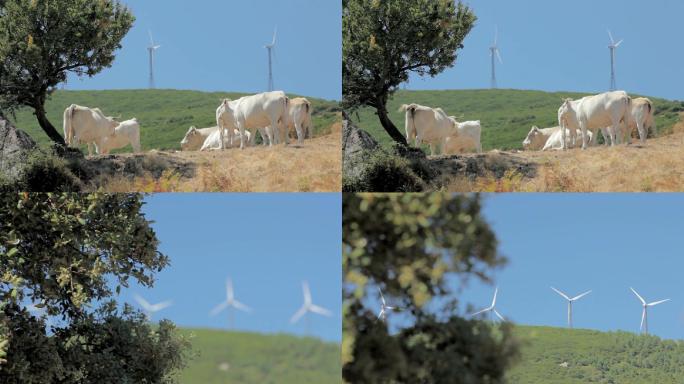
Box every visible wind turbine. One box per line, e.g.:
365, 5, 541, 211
607, 30, 623, 91
550, 287, 591, 328
265, 27, 277, 91
630, 287, 669, 335
134, 294, 172, 321
147, 30, 161, 89
376, 288, 399, 322
470, 287, 505, 322
290, 281, 332, 334
209, 278, 252, 329
489, 26, 503, 89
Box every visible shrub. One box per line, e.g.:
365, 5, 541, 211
0, 149, 82, 192
343, 148, 426, 192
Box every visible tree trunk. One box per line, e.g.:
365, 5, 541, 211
34, 103, 65, 146
376, 105, 407, 146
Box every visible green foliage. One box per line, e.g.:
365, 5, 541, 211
509, 325, 684, 384
343, 0, 476, 143
8, 149, 83, 192
352, 89, 684, 151
0, 193, 188, 383
178, 329, 340, 384
343, 193, 517, 383
0, 0, 134, 142
342, 148, 427, 192
10, 89, 341, 151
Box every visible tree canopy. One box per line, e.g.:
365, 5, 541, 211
0, 0, 134, 144
342, 0, 476, 145
0, 193, 189, 383
342, 193, 519, 383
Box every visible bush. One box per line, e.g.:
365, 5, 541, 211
343, 148, 426, 192
0, 149, 82, 192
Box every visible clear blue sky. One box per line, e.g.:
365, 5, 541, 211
406, 0, 684, 101
65, 0, 341, 100
456, 194, 684, 340
118, 193, 341, 342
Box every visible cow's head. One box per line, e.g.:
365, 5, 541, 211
522, 126, 544, 149
557, 99, 577, 128
180, 126, 201, 151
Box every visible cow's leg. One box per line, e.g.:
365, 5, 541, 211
636, 121, 646, 143
87, 142, 94, 156
265, 126, 274, 147
237, 122, 246, 150
429, 143, 436, 156
580, 123, 589, 150
294, 121, 305, 144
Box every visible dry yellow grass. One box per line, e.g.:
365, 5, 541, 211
448, 130, 684, 192
101, 128, 341, 192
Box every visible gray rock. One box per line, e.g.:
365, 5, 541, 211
342, 114, 379, 182
0, 116, 36, 181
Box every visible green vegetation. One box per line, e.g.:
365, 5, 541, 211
509, 325, 684, 383
350, 89, 684, 151
9, 89, 341, 151
179, 328, 340, 384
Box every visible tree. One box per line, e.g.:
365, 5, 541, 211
0, 0, 134, 145
343, 193, 519, 383
0, 193, 190, 383
342, 0, 476, 145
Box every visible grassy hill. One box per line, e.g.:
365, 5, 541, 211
351, 89, 684, 151
178, 328, 340, 384
9, 89, 341, 151
509, 325, 684, 383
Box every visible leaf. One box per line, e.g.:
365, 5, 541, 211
6, 248, 19, 257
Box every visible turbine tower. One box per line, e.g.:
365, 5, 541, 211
607, 30, 623, 91
550, 287, 591, 328
134, 294, 172, 321
630, 287, 669, 335
147, 30, 161, 89
210, 278, 252, 329
290, 281, 332, 334
376, 288, 399, 322
489, 26, 503, 89
470, 287, 505, 322
265, 27, 277, 91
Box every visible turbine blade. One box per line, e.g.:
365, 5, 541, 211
272, 26, 277, 45
226, 278, 234, 301
640, 307, 646, 331
377, 308, 385, 319
491, 287, 499, 307
302, 281, 312, 305
608, 29, 615, 44
571, 290, 592, 301
493, 308, 505, 321
551, 287, 571, 301
134, 294, 151, 311
614, 39, 623, 47
494, 26, 498, 45
496, 49, 503, 64
630, 287, 646, 305
290, 306, 307, 324
647, 299, 670, 307
470, 307, 491, 317
151, 300, 173, 312
379, 288, 386, 306
309, 304, 332, 317
209, 301, 229, 316
232, 300, 252, 313
149, 30, 154, 46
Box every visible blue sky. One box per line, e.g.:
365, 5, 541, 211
117, 193, 341, 342
454, 194, 684, 340
65, 0, 341, 100
406, 0, 684, 101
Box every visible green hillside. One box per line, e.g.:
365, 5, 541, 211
351, 89, 684, 151
178, 328, 340, 384
9, 89, 341, 151
509, 325, 684, 383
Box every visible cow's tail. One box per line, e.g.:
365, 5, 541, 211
399, 104, 417, 143
63, 104, 75, 146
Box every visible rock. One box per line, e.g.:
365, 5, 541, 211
0, 116, 36, 181
342, 114, 380, 181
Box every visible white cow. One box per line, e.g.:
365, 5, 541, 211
621, 97, 655, 144
443, 119, 482, 154
219, 91, 289, 149
181, 126, 218, 151
542, 128, 592, 151
557, 91, 632, 149
400, 103, 457, 155
523, 126, 560, 150
282, 97, 313, 144
200, 128, 251, 151
63, 104, 119, 155
99, 118, 141, 155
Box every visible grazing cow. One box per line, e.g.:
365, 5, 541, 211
523, 126, 560, 150
443, 119, 482, 154
400, 103, 457, 155
200, 128, 251, 151
99, 118, 141, 154
63, 104, 119, 155
282, 97, 313, 144
220, 91, 289, 149
621, 97, 655, 144
542, 128, 593, 151
557, 91, 632, 149
181, 126, 218, 151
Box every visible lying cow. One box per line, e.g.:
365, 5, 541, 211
443, 119, 482, 154
181, 126, 218, 151
542, 128, 593, 151
558, 90, 632, 149
63, 104, 119, 155
523, 126, 560, 150
282, 97, 313, 144
200, 129, 251, 151
99, 118, 141, 155
400, 103, 457, 155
